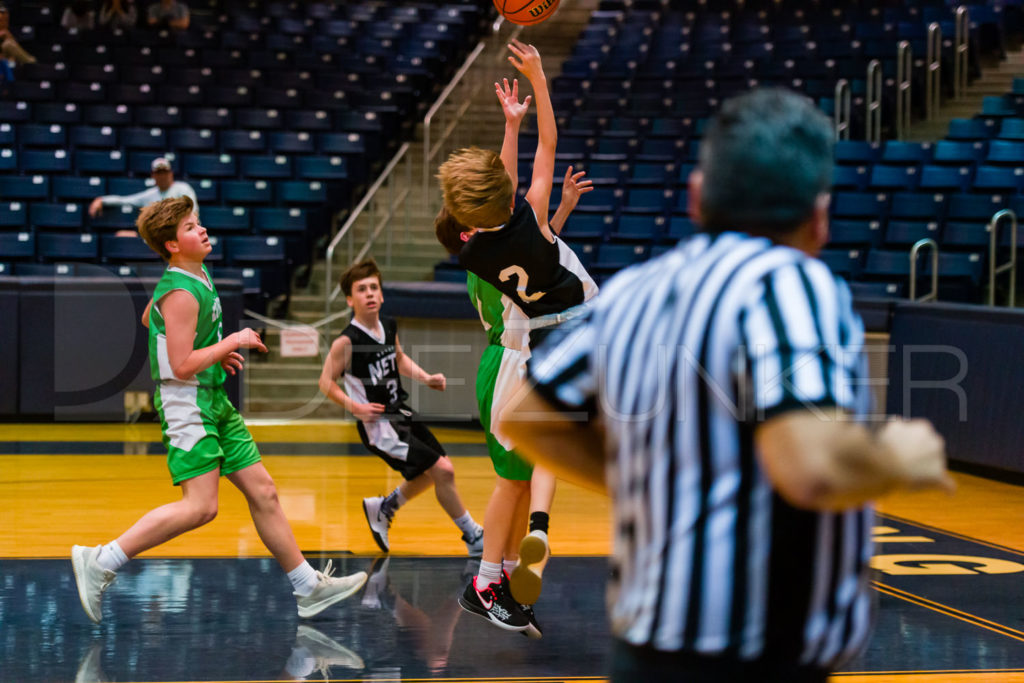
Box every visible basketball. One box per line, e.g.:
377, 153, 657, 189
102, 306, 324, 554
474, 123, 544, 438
494, 0, 561, 26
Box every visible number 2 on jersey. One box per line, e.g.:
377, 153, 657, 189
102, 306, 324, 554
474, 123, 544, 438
500, 265, 547, 303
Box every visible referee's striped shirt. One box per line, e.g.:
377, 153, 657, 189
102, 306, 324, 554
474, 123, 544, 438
528, 231, 874, 670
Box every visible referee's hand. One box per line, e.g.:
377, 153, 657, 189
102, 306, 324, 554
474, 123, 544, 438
877, 419, 956, 494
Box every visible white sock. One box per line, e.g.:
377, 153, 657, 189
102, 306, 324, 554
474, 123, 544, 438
285, 647, 315, 677
475, 560, 502, 588
288, 561, 320, 597
453, 511, 481, 537
96, 541, 128, 572
503, 559, 517, 575
529, 529, 549, 547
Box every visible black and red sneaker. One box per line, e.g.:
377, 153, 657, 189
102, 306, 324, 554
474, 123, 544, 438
458, 576, 529, 631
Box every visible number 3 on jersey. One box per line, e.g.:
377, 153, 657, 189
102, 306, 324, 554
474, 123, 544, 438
500, 265, 547, 303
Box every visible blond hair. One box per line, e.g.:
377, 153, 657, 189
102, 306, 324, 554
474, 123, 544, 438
340, 257, 382, 297
136, 196, 195, 261
438, 147, 513, 229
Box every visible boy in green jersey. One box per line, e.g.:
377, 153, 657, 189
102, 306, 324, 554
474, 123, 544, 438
71, 196, 367, 625
434, 77, 593, 636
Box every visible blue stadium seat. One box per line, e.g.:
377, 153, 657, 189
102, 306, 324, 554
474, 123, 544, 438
240, 155, 294, 179
0, 230, 34, 259
212, 265, 263, 296
107, 178, 149, 197
848, 281, 905, 299
946, 193, 1005, 222
287, 109, 334, 132
562, 214, 612, 240
317, 132, 367, 156
0, 148, 15, 173
19, 123, 68, 148
136, 106, 184, 128
0, 176, 50, 201
170, 128, 218, 153
202, 207, 252, 233
14, 263, 79, 277
252, 208, 309, 234
818, 248, 865, 279
101, 234, 162, 262
986, 140, 1024, 165
932, 140, 987, 165
269, 131, 316, 154
834, 140, 881, 164
278, 181, 328, 204
37, 232, 99, 261
947, 118, 997, 140
30, 203, 84, 230
888, 192, 945, 220
226, 236, 287, 263
833, 165, 869, 191
828, 219, 883, 248
881, 141, 932, 166
121, 127, 168, 151
53, 176, 105, 202
869, 165, 918, 191
22, 149, 72, 174
296, 156, 348, 181
235, 108, 285, 130
832, 191, 889, 219
942, 222, 992, 250
75, 150, 127, 175
997, 118, 1024, 140
972, 166, 1024, 193
83, 104, 132, 127
70, 125, 118, 149
595, 243, 648, 272
184, 154, 237, 178
884, 220, 941, 247
221, 180, 273, 205
0, 101, 32, 124
185, 108, 234, 129
918, 165, 971, 193
35, 102, 83, 125
612, 214, 664, 241
0, 123, 12, 146
89, 205, 137, 231
220, 130, 267, 154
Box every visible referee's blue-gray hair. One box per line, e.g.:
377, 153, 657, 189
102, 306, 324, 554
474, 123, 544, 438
698, 88, 834, 234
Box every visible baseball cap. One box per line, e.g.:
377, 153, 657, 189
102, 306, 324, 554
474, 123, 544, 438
151, 157, 172, 172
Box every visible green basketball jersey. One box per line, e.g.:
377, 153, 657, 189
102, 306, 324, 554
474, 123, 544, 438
149, 264, 225, 386
467, 271, 506, 347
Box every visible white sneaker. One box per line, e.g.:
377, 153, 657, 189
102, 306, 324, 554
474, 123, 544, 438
75, 642, 108, 683
295, 560, 368, 618
510, 530, 549, 605
462, 527, 484, 557
295, 624, 365, 670
71, 545, 117, 625
362, 496, 393, 553
361, 556, 390, 609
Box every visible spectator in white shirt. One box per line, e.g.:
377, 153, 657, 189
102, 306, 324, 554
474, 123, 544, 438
89, 156, 198, 218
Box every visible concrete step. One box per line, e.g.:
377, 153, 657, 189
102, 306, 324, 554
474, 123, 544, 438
244, 396, 341, 420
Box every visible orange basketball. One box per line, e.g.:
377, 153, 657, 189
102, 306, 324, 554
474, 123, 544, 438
494, 0, 561, 26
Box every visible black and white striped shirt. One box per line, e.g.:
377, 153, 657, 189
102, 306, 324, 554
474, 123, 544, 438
528, 232, 874, 670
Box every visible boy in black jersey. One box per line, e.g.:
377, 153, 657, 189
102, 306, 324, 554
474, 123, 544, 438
319, 258, 484, 557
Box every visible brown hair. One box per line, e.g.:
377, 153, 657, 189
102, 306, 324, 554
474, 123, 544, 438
136, 196, 195, 261
434, 205, 469, 256
437, 146, 513, 229
340, 257, 382, 297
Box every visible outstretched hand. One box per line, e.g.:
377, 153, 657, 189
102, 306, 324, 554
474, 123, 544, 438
495, 77, 531, 126
507, 39, 544, 82
561, 165, 594, 211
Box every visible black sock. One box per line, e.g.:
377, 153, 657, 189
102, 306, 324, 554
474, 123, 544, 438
529, 512, 549, 534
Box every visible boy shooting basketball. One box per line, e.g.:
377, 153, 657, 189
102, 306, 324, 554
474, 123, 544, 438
71, 196, 367, 624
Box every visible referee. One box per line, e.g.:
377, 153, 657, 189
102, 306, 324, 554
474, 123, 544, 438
500, 88, 953, 683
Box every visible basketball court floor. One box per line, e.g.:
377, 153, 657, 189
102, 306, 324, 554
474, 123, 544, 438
2, 422, 1023, 682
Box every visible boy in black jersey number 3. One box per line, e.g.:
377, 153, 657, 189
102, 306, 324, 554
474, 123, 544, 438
319, 258, 484, 557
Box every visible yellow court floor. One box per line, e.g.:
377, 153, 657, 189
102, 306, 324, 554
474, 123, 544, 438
2, 422, 1024, 682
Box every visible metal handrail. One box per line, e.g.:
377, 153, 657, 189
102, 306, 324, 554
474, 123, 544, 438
866, 59, 882, 143
324, 142, 410, 334
909, 238, 939, 302
988, 209, 1018, 307
896, 42, 912, 139
926, 23, 942, 120
834, 79, 851, 140
954, 6, 969, 100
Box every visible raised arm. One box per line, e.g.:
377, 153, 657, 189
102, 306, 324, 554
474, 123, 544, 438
496, 77, 531, 194
395, 335, 446, 391
508, 40, 556, 237
318, 334, 386, 421
549, 165, 593, 236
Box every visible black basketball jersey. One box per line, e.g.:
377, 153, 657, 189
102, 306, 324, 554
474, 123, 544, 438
340, 316, 408, 411
459, 201, 597, 318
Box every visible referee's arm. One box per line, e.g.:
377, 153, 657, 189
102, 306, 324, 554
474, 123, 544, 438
755, 409, 953, 512
501, 386, 608, 494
